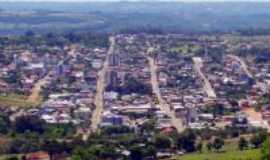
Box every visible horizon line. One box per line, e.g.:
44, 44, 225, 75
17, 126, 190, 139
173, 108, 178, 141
1, 0, 270, 3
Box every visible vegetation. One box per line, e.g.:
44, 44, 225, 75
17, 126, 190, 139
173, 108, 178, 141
174, 149, 261, 160
238, 137, 248, 150
0, 111, 269, 160
261, 138, 270, 160
1, 2, 270, 35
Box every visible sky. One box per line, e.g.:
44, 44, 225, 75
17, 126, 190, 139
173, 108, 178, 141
1, 0, 270, 2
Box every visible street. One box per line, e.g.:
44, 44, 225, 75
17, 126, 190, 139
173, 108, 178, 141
147, 49, 185, 132
192, 57, 217, 99
90, 36, 115, 133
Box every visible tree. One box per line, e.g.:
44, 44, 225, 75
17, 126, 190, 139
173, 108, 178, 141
238, 137, 248, 150
14, 115, 45, 134
4, 70, 21, 84
206, 142, 212, 152
212, 137, 224, 152
42, 139, 63, 159
71, 146, 95, 160
154, 134, 171, 150
197, 142, 203, 153
0, 114, 9, 134
250, 134, 264, 148
130, 145, 143, 160
72, 145, 119, 160
177, 129, 197, 152
143, 145, 156, 159
258, 130, 268, 143
261, 138, 270, 160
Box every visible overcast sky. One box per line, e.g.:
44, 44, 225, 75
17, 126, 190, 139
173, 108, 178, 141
1, 0, 270, 2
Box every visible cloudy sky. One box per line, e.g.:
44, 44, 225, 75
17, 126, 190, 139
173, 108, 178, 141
0, 0, 270, 2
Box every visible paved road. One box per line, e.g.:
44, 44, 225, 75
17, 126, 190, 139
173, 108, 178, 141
91, 36, 115, 133
228, 55, 268, 93
192, 57, 217, 99
227, 55, 253, 78
147, 50, 184, 132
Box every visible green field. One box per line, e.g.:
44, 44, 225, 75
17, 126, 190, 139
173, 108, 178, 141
174, 149, 261, 160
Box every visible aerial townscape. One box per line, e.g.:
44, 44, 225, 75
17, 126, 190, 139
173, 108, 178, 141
0, 1, 270, 160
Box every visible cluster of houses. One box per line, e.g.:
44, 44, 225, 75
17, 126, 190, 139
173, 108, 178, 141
0, 33, 269, 134
131, 34, 270, 131
36, 46, 107, 126
0, 46, 65, 95
101, 35, 157, 128
148, 35, 217, 129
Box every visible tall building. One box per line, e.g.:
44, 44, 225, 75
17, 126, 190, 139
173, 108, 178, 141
106, 70, 118, 90
109, 53, 120, 67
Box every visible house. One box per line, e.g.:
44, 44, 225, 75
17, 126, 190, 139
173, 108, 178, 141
26, 151, 50, 160
101, 111, 124, 126
74, 106, 92, 122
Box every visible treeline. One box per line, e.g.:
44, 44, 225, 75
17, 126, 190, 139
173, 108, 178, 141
119, 26, 270, 37
237, 28, 270, 36
0, 30, 109, 49
0, 113, 76, 156
119, 26, 165, 35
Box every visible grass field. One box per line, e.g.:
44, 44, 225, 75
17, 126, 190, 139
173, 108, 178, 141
0, 93, 35, 108
0, 154, 22, 160
174, 149, 261, 160
174, 138, 262, 160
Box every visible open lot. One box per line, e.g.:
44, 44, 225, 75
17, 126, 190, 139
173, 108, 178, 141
0, 93, 35, 108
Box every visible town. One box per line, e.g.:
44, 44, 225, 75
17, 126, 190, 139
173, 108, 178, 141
0, 33, 269, 160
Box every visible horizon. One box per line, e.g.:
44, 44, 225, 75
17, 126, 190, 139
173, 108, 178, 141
1, 0, 270, 3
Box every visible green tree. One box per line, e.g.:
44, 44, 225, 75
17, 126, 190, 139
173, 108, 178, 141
197, 142, 203, 153
4, 70, 21, 84
14, 115, 45, 134
238, 137, 248, 150
154, 134, 171, 150
71, 145, 119, 160
212, 137, 224, 152
130, 144, 143, 160
143, 145, 156, 159
42, 139, 63, 159
177, 129, 197, 152
0, 115, 9, 134
250, 134, 264, 148
206, 142, 212, 152
72, 146, 94, 160
262, 138, 270, 160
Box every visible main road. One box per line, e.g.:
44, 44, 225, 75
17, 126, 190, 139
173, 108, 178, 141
91, 36, 115, 132
192, 57, 217, 99
147, 48, 185, 132
228, 54, 268, 93
227, 54, 253, 78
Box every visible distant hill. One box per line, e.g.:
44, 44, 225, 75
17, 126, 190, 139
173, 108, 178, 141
0, 1, 270, 35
